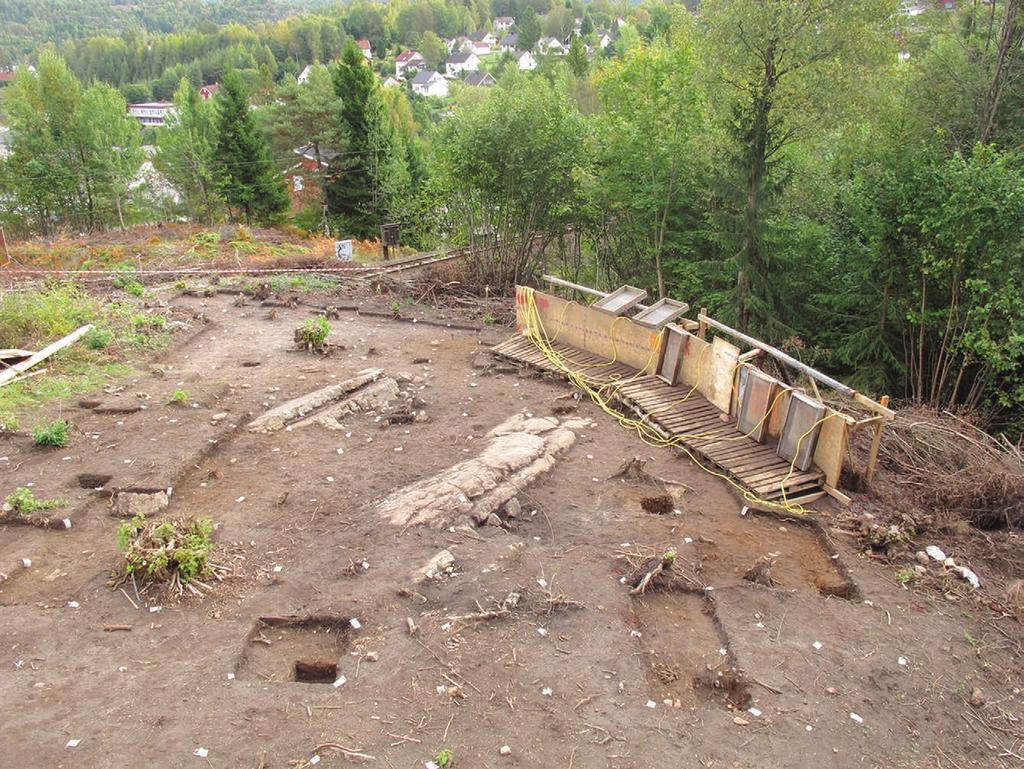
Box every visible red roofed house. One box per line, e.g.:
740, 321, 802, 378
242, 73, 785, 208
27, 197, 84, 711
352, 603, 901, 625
395, 50, 425, 78
199, 83, 220, 100
357, 39, 373, 60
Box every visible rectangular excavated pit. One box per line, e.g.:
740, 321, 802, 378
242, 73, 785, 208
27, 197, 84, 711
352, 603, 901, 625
631, 590, 750, 710
237, 615, 352, 684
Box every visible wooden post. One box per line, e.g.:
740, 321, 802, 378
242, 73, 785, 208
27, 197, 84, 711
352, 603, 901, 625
865, 420, 885, 484
0, 226, 9, 265
698, 308, 708, 340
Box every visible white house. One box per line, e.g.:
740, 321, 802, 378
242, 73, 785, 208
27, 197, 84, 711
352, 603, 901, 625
128, 102, 174, 128
445, 51, 480, 76
500, 33, 518, 52
471, 30, 497, 49
395, 50, 425, 78
493, 16, 515, 32
411, 70, 449, 98
516, 51, 537, 71
448, 36, 475, 54
382, 75, 402, 87
595, 29, 612, 49
357, 39, 373, 60
297, 65, 313, 84
538, 37, 566, 55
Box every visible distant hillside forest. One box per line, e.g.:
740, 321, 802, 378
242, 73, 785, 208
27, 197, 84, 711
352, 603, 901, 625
0, 0, 690, 100
0, 0, 336, 63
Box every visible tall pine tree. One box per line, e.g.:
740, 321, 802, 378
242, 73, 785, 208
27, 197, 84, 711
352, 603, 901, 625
213, 70, 288, 224
326, 40, 407, 237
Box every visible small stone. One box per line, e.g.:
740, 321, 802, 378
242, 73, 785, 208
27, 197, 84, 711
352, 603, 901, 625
499, 746, 512, 756
943, 557, 957, 568
211, 412, 228, 423
505, 498, 522, 519
850, 712, 864, 724
733, 717, 749, 726
915, 551, 930, 565
970, 687, 985, 707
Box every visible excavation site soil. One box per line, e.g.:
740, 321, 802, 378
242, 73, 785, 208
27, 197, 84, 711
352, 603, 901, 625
1, 285, 1021, 769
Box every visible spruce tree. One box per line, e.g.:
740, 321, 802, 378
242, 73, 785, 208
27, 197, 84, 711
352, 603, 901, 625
326, 40, 407, 237
213, 70, 288, 223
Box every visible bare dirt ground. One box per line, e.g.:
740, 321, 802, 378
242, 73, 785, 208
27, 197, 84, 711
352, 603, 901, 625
2, 285, 1023, 769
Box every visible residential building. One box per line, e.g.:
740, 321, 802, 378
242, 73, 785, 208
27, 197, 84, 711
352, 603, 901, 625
199, 83, 219, 100
464, 72, 497, 87
128, 102, 174, 128
471, 30, 497, 49
494, 16, 515, 32
595, 29, 613, 48
500, 33, 518, 52
448, 36, 475, 54
516, 51, 537, 71
357, 39, 373, 60
297, 64, 314, 84
395, 50, 426, 78
382, 75, 402, 87
538, 37, 566, 55
0, 70, 15, 87
445, 51, 481, 76
411, 70, 449, 98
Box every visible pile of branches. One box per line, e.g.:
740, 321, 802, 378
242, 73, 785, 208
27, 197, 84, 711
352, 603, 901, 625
114, 514, 228, 598
858, 407, 1024, 530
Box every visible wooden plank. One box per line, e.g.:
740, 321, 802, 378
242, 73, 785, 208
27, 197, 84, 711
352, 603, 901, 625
0, 324, 94, 387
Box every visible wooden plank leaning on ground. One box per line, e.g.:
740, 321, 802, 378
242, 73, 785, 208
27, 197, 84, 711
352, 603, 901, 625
0, 324, 94, 388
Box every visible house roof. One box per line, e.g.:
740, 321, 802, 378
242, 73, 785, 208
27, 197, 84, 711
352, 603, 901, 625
411, 69, 441, 85
0, 71, 16, 83
516, 50, 534, 60
470, 30, 492, 41
495, 16, 514, 24
357, 39, 371, 49
464, 72, 496, 86
447, 51, 477, 64
396, 50, 423, 63
293, 144, 340, 164
501, 33, 518, 46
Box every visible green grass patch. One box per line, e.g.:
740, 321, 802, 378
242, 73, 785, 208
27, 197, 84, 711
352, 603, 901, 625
267, 274, 339, 292
0, 283, 166, 428
32, 418, 70, 447
5, 487, 66, 515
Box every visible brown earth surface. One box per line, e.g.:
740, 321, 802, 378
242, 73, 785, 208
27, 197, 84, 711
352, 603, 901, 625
1, 286, 1022, 769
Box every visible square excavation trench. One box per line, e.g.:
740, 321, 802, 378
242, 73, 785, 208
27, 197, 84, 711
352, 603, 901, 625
236, 616, 352, 684
631, 590, 750, 710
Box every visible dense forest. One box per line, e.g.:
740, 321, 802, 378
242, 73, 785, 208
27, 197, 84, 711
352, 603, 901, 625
1, 0, 1023, 432
0, 0, 335, 62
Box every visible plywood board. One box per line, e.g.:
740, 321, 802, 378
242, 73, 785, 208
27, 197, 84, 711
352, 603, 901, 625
679, 334, 710, 389
702, 336, 740, 413
525, 289, 662, 373
813, 411, 848, 488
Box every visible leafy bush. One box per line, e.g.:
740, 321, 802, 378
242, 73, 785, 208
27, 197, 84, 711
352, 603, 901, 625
170, 389, 189, 405
117, 514, 215, 584
32, 419, 70, 447
5, 487, 66, 515
84, 327, 113, 349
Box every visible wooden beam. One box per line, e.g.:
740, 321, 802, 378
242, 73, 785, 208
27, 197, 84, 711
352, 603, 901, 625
823, 484, 852, 506
0, 325, 94, 387
864, 420, 885, 484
